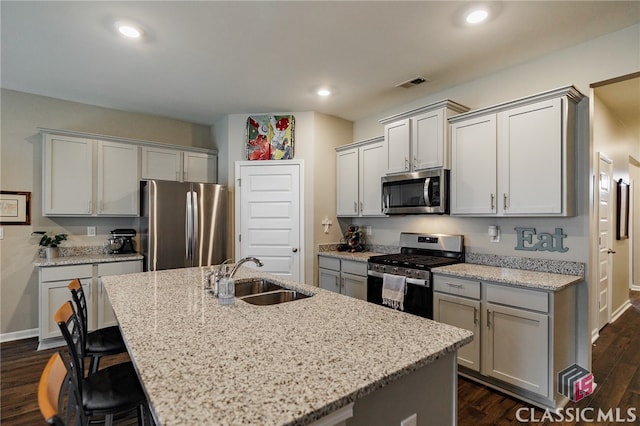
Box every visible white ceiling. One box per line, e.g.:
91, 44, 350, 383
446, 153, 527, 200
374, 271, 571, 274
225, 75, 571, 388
2, 1, 639, 126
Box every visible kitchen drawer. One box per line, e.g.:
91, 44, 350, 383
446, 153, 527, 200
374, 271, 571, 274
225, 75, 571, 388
98, 260, 142, 276
341, 259, 367, 277
318, 255, 340, 272
40, 264, 92, 282
433, 275, 481, 299
485, 283, 548, 313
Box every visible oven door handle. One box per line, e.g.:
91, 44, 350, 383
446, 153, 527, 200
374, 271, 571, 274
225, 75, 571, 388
367, 270, 429, 287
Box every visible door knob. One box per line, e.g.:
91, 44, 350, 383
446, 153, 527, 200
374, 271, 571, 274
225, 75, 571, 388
292, 248, 298, 253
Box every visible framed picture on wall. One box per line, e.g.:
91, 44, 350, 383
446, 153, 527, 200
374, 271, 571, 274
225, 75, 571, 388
616, 179, 630, 240
246, 115, 295, 160
0, 191, 31, 225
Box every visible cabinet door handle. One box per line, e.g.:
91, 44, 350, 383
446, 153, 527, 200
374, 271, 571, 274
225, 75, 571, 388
87, 200, 92, 214
405, 157, 409, 170
473, 307, 478, 325
359, 201, 363, 213
503, 193, 508, 210
490, 194, 495, 210
354, 201, 358, 213
486, 309, 491, 328
413, 156, 417, 169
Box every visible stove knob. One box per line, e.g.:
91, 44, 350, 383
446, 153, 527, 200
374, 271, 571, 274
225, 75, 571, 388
392, 267, 399, 274
381, 265, 386, 272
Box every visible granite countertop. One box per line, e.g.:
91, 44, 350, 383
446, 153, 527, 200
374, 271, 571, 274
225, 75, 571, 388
317, 250, 382, 262
103, 266, 472, 426
432, 263, 583, 291
34, 253, 143, 267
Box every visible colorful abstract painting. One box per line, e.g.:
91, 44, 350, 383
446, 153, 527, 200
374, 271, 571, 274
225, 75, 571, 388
246, 115, 295, 160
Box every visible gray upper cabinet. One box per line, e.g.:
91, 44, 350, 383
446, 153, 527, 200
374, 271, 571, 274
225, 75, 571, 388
449, 86, 584, 217
41, 128, 218, 217
380, 100, 469, 174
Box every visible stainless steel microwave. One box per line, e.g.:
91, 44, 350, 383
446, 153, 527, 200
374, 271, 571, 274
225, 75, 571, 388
381, 169, 449, 215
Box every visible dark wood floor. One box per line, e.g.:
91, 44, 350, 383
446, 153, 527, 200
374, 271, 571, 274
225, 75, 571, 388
2, 291, 639, 425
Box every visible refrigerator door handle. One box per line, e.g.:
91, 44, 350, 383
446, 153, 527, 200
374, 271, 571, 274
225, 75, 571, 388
192, 190, 199, 263
186, 191, 193, 259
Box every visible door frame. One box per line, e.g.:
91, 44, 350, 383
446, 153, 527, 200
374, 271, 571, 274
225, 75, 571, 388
234, 160, 305, 282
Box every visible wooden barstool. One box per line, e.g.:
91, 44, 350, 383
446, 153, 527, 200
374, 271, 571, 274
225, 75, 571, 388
37, 352, 67, 426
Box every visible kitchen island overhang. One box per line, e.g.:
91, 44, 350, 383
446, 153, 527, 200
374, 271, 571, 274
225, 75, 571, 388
103, 266, 472, 426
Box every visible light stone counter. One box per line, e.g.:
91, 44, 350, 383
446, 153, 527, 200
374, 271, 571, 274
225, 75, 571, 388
432, 263, 582, 291
316, 250, 381, 262
103, 266, 473, 426
33, 253, 143, 267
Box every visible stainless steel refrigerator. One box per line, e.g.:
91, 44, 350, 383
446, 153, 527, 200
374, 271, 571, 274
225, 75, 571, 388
140, 180, 227, 271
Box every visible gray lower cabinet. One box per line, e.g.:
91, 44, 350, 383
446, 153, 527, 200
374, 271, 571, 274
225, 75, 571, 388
38, 260, 142, 350
433, 273, 575, 410
318, 255, 367, 301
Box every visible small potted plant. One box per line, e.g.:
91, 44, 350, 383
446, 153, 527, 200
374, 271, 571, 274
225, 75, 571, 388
36, 232, 68, 259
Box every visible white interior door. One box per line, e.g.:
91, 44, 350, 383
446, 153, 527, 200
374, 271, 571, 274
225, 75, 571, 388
597, 153, 613, 330
235, 161, 303, 282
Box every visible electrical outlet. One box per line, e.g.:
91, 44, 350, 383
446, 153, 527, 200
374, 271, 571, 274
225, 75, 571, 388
366, 225, 372, 236
87, 226, 96, 237
400, 413, 417, 426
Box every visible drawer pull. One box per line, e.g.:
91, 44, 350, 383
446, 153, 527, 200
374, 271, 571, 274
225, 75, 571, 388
447, 283, 464, 289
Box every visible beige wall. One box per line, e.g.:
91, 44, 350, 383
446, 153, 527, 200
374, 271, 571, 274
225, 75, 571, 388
0, 89, 212, 336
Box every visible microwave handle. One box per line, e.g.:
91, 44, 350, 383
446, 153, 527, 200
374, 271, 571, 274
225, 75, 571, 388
423, 177, 431, 207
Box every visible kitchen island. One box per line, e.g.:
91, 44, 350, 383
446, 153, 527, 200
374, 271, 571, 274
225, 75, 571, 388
102, 266, 472, 426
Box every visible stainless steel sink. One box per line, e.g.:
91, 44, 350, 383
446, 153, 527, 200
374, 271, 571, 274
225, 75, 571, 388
231, 278, 312, 305
240, 290, 311, 305
234, 278, 283, 297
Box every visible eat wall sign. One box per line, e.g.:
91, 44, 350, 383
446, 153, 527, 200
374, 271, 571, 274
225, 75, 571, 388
515, 227, 569, 253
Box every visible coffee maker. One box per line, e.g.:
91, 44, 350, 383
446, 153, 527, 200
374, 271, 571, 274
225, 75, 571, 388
108, 229, 136, 254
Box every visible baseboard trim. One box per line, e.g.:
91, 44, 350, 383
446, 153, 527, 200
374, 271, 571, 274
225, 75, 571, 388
611, 300, 632, 323
0, 328, 38, 343
591, 328, 599, 343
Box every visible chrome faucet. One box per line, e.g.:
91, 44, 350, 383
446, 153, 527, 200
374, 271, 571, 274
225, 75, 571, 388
229, 257, 264, 278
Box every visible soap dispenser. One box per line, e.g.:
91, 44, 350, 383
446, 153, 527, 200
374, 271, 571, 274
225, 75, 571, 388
218, 271, 235, 306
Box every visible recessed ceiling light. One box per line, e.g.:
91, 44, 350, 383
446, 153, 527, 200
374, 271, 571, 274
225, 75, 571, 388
317, 88, 332, 97
115, 21, 143, 39
465, 8, 489, 24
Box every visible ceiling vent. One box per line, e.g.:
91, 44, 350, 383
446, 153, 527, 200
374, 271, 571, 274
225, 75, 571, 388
396, 77, 430, 89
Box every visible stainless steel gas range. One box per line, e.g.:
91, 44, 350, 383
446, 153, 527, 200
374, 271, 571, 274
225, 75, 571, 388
367, 233, 464, 319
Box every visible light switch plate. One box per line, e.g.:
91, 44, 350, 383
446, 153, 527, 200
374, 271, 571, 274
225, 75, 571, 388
87, 226, 96, 237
